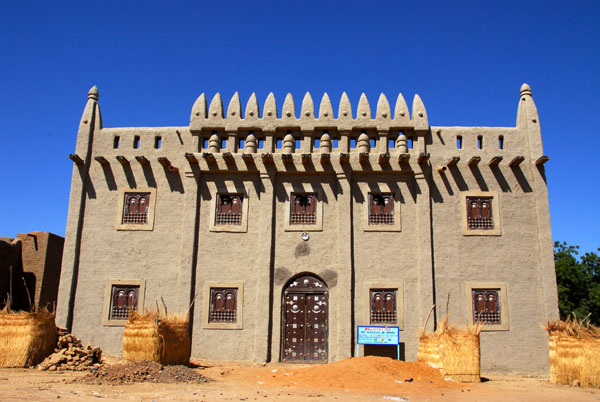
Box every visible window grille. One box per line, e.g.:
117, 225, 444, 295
370, 289, 397, 323
109, 285, 139, 320
290, 193, 317, 225
369, 194, 394, 225
122, 193, 150, 224
209, 288, 237, 322
472, 289, 501, 324
467, 197, 493, 229
215, 194, 243, 225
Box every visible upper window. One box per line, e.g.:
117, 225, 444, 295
215, 194, 243, 225
369, 194, 395, 225
461, 191, 501, 236
370, 289, 397, 324
209, 288, 238, 323
123, 192, 151, 225
364, 191, 401, 232
472, 289, 500, 325
116, 188, 156, 231
284, 186, 323, 232
290, 193, 317, 225
208, 189, 249, 233
467, 197, 493, 230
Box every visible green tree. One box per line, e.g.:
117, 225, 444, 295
554, 241, 600, 326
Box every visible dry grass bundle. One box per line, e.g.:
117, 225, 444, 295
418, 314, 483, 383
545, 317, 600, 388
123, 310, 190, 366
417, 335, 441, 369
0, 307, 57, 367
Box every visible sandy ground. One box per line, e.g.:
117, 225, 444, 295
0, 358, 599, 402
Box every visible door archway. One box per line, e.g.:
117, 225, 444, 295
281, 274, 328, 363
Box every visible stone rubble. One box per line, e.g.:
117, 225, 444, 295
37, 327, 102, 371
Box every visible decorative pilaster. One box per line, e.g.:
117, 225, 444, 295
56, 86, 102, 329
517, 83, 559, 320
335, 170, 353, 360
252, 170, 276, 362
415, 167, 436, 340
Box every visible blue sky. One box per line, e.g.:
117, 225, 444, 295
1, 1, 598, 254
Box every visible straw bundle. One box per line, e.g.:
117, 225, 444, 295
417, 334, 441, 369
123, 310, 190, 366
545, 317, 600, 388
438, 330, 480, 383
0, 307, 57, 367
418, 316, 482, 383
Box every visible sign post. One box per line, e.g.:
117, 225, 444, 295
356, 326, 400, 360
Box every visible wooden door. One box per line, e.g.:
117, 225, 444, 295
282, 275, 328, 363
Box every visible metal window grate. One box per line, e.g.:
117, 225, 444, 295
475, 311, 500, 324
215, 212, 242, 225
290, 212, 316, 224
369, 214, 394, 225
468, 216, 493, 229
110, 305, 136, 320
371, 311, 397, 323
123, 212, 148, 224
209, 310, 236, 322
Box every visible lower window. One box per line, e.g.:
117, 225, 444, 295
466, 282, 509, 331
202, 282, 244, 329
110, 285, 139, 320
103, 279, 146, 326
209, 288, 238, 322
472, 289, 500, 324
370, 289, 397, 324
364, 282, 404, 329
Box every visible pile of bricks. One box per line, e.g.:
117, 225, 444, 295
37, 328, 103, 371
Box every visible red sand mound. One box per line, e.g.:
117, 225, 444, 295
230, 356, 466, 394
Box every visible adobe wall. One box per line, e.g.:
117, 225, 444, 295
0, 237, 22, 309
16, 232, 64, 311
1, 233, 64, 312
192, 171, 262, 361
66, 126, 194, 354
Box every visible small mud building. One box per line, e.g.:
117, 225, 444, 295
57, 84, 558, 373
1, 232, 64, 312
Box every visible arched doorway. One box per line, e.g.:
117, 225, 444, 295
281, 274, 328, 363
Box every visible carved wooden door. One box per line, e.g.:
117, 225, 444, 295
282, 275, 328, 363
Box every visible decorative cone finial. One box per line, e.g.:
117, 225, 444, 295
520, 83, 532, 97
88, 86, 99, 100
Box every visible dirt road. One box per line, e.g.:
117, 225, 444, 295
0, 356, 598, 402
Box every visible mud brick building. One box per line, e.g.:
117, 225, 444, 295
1, 232, 64, 311
56, 84, 558, 373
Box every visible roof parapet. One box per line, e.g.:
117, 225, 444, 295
411, 94, 428, 132
189, 91, 430, 131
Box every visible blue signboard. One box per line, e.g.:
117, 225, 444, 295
356, 326, 400, 359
